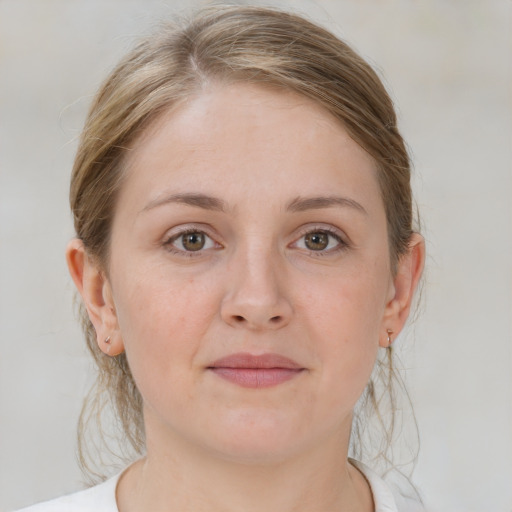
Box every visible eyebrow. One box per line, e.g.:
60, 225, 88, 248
141, 193, 227, 214
286, 196, 368, 215
140, 193, 367, 216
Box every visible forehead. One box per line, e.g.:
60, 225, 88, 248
131, 82, 344, 150
120, 83, 381, 213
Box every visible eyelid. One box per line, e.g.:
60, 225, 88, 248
161, 223, 349, 257
290, 224, 349, 254
163, 224, 223, 255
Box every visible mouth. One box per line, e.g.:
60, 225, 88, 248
207, 353, 305, 389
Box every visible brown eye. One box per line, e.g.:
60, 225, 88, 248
181, 232, 205, 251
304, 232, 329, 251
166, 229, 218, 255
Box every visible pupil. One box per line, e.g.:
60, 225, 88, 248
183, 232, 205, 251
305, 232, 328, 250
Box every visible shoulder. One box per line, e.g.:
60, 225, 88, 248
350, 459, 425, 512
13, 474, 120, 512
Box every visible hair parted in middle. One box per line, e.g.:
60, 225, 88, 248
71, 4, 418, 482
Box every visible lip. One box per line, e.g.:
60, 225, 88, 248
207, 352, 305, 388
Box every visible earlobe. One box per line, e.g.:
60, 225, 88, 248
380, 233, 425, 347
66, 239, 124, 356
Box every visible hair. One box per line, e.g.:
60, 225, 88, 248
71, 4, 419, 484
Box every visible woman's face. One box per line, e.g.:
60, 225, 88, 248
100, 84, 404, 462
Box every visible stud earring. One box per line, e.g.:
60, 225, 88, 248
386, 329, 393, 345
105, 336, 111, 344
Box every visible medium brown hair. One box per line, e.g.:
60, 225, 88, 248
71, 4, 418, 481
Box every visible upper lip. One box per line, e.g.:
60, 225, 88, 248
208, 352, 303, 369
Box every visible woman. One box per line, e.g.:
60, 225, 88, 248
18, 5, 424, 511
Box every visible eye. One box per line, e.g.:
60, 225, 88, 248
293, 229, 345, 253
166, 230, 217, 253
304, 232, 330, 251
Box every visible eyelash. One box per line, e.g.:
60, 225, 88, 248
291, 226, 348, 257
163, 226, 348, 257
163, 227, 220, 258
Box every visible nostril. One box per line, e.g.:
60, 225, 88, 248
270, 316, 282, 323
234, 315, 245, 323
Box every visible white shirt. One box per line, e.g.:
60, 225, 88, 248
15, 461, 423, 512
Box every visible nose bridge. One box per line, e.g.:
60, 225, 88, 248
221, 234, 292, 329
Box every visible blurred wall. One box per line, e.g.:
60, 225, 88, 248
1, 1, 510, 511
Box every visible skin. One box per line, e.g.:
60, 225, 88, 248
67, 83, 424, 512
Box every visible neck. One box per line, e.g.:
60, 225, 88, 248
116, 422, 373, 512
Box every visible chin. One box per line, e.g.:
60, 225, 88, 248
198, 410, 316, 465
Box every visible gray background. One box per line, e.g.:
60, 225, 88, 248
1, 1, 510, 511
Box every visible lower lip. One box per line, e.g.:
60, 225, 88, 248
209, 368, 304, 388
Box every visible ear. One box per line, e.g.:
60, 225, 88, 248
380, 233, 425, 347
66, 239, 124, 356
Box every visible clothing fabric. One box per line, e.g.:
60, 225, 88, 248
15, 460, 423, 512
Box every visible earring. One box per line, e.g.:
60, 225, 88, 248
386, 329, 393, 346
103, 335, 124, 356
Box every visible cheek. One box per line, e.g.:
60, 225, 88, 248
300, 261, 388, 338
115, 257, 215, 330
111, 262, 221, 391
297, 266, 388, 394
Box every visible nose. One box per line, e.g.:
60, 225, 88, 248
220, 246, 293, 331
